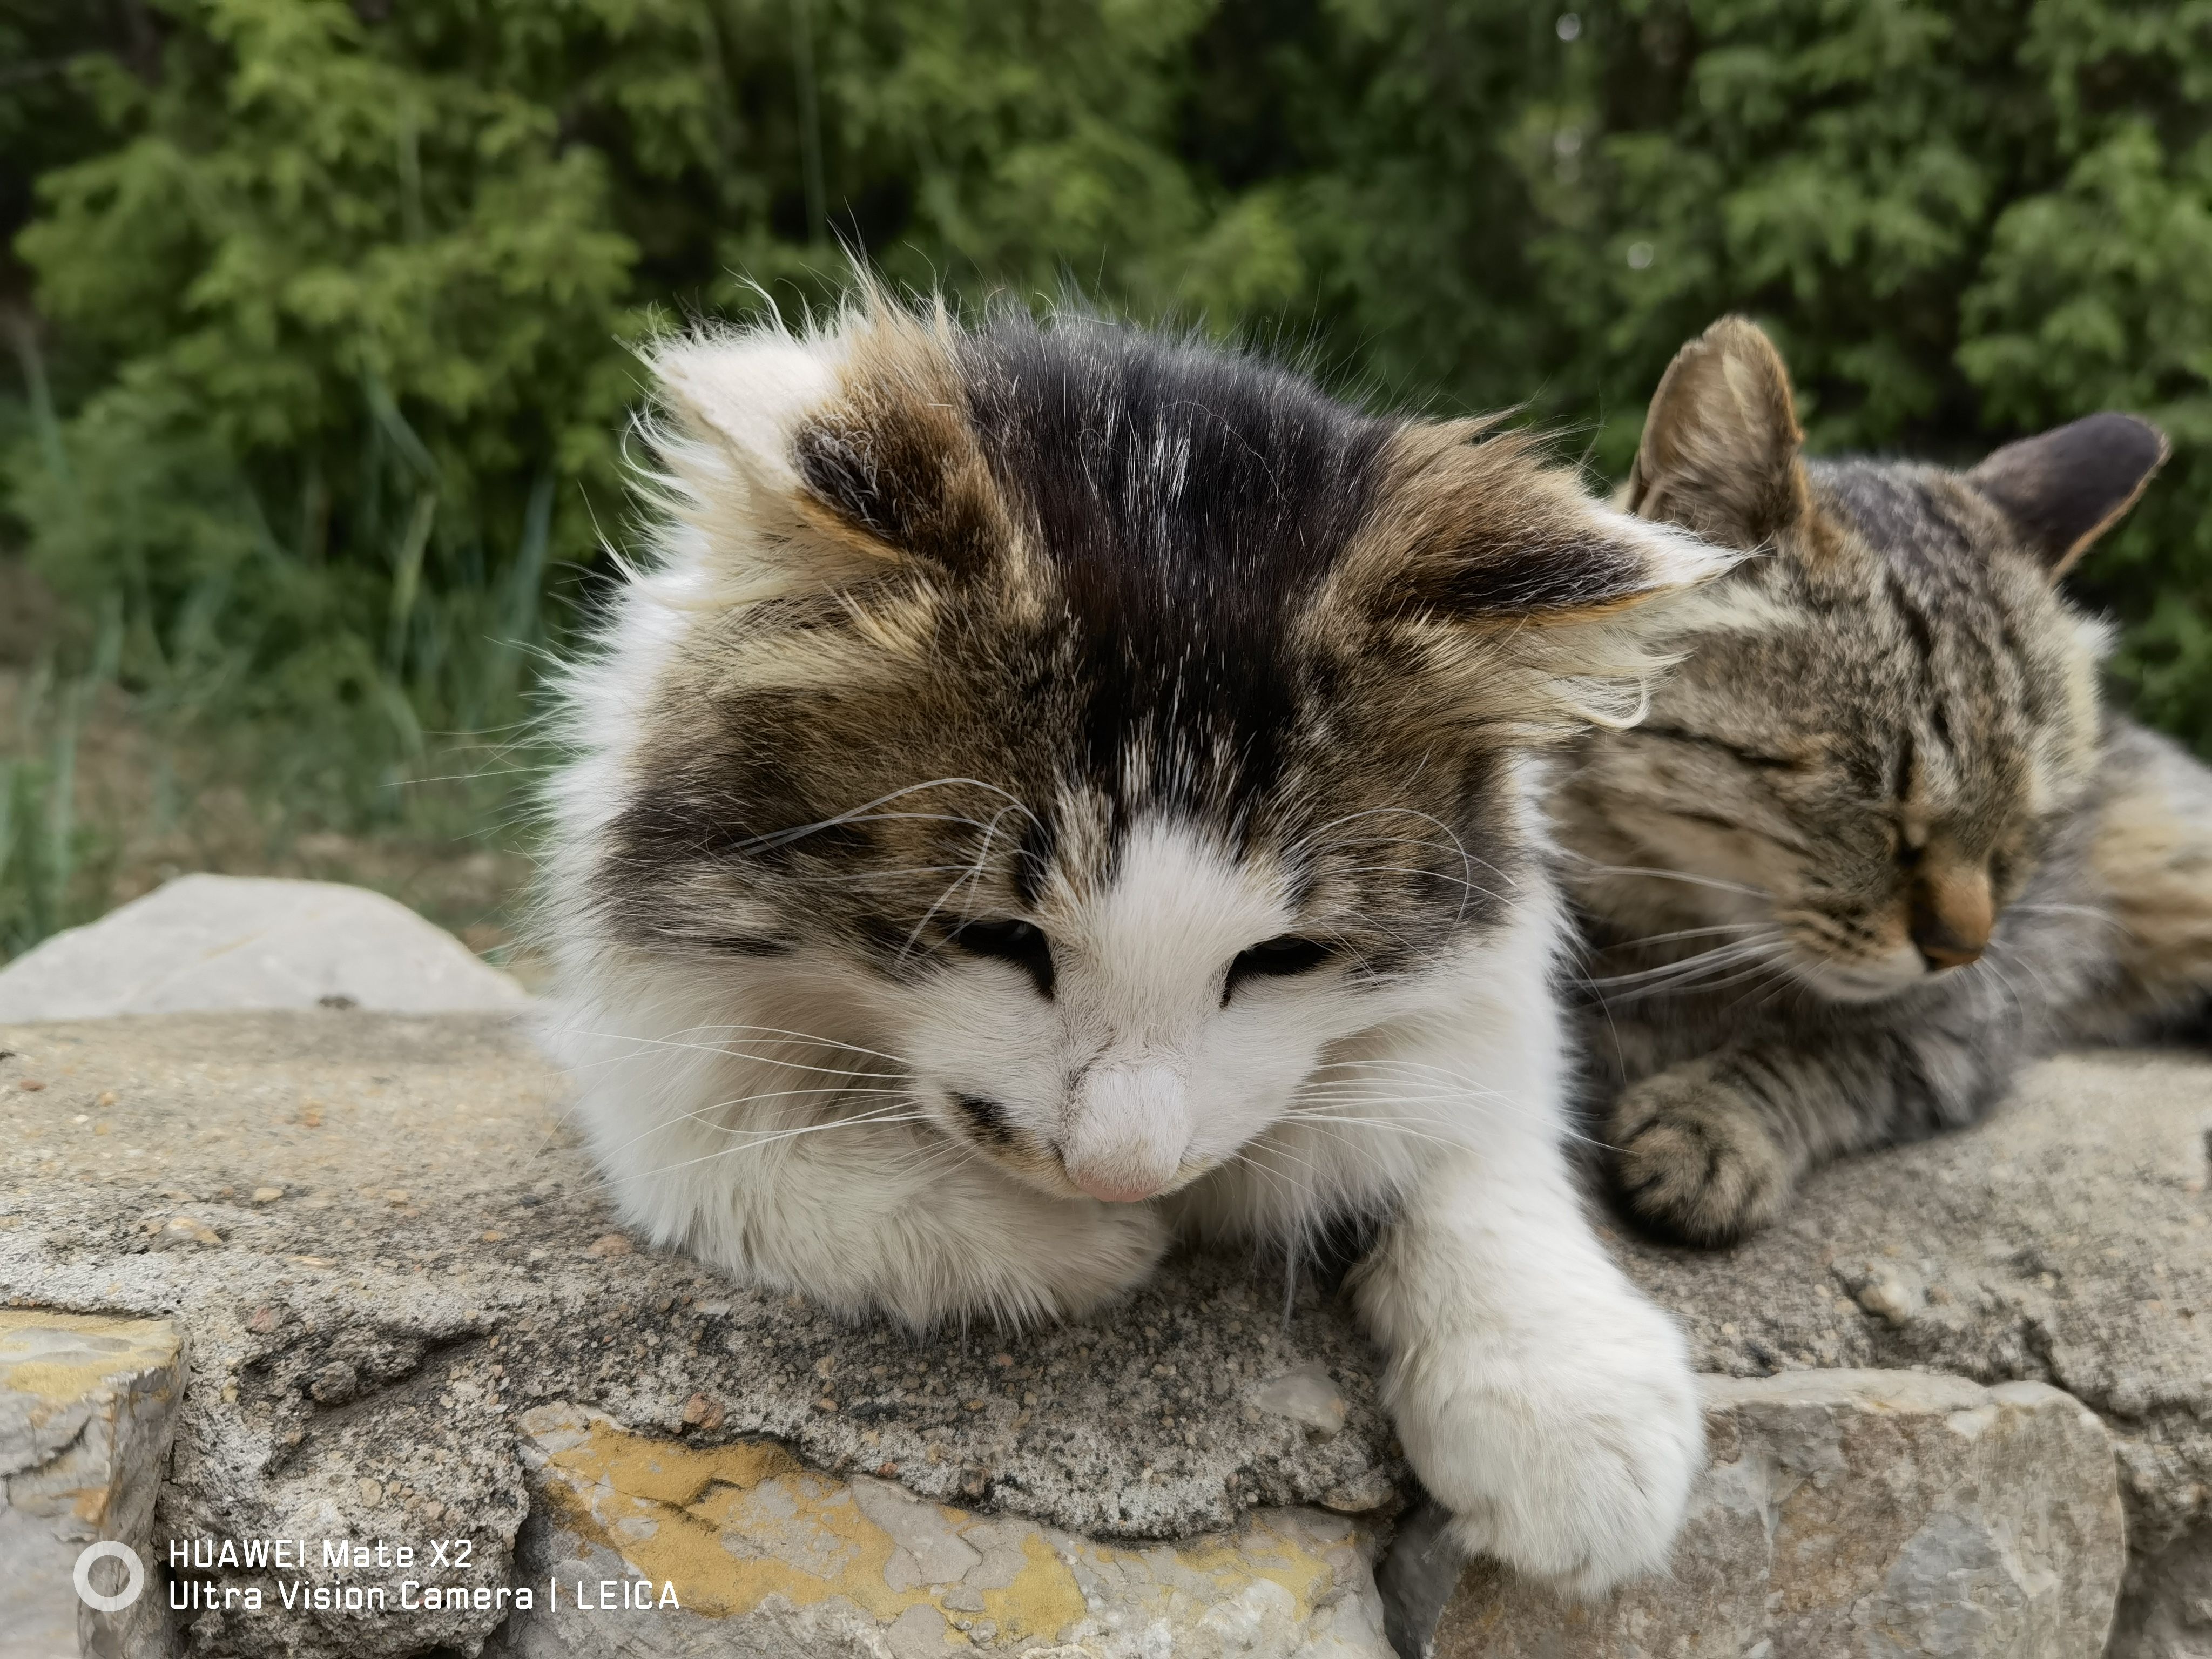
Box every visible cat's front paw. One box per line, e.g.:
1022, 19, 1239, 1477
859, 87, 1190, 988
1607, 1068, 1789, 1245
1395, 1291, 1703, 1598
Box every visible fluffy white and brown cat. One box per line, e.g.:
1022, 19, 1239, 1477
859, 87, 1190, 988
538, 294, 1738, 1593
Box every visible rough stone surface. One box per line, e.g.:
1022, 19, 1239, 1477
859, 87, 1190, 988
3, 1010, 2205, 1658
2, 1307, 186, 1659
1397, 1370, 2125, 1659
0, 875, 526, 1021
0, 1011, 1398, 1658
2113, 1528, 2212, 1659
1609, 1049, 2212, 1658
487, 1403, 1388, 1656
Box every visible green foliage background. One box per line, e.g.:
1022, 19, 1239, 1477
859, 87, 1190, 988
3, 0, 2210, 931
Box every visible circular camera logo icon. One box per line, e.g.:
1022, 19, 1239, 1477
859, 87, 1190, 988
74, 1541, 147, 1612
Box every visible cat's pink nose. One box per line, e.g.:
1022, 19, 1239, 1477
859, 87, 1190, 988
1061, 1063, 1187, 1202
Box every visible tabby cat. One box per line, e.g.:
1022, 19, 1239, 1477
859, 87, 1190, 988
1552, 316, 2212, 1245
540, 294, 1738, 1591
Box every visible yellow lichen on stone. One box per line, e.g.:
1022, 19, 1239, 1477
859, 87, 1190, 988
0, 1309, 181, 1411
1174, 1511, 1343, 1620
690, 1467, 886, 1610
528, 1411, 1092, 1638
545, 1413, 801, 1507
975, 1530, 1091, 1644
518, 1407, 1386, 1653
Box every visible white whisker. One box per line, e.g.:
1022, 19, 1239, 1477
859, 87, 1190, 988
1559, 854, 1769, 900
736, 777, 1038, 854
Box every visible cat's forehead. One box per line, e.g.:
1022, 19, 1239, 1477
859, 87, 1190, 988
1808, 461, 1993, 569
960, 325, 1395, 815
1658, 459, 2099, 814
1046, 815, 1287, 974
954, 322, 1394, 600
1791, 462, 2073, 671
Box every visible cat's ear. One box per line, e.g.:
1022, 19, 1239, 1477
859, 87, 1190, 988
1343, 420, 1742, 624
1318, 420, 1741, 731
1966, 413, 2169, 579
650, 304, 1014, 599
1626, 316, 1810, 550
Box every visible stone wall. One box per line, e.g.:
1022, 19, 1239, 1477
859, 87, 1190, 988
3, 1004, 2206, 1658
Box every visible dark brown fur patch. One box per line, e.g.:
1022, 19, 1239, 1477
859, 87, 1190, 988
793, 311, 1024, 581
1347, 423, 1651, 618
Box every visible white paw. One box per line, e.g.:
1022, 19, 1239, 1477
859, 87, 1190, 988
1392, 1290, 1704, 1598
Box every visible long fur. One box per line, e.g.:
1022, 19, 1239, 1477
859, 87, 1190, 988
536, 292, 1737, 1593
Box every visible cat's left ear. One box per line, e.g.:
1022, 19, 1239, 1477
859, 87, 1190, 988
1316, 420, 1741, 736
1966, 413, 2169, 579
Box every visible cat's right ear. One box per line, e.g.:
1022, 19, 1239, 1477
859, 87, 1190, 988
649, 308, 1014, 601
649, 331, 889, 601
1626, 316, 1810, 551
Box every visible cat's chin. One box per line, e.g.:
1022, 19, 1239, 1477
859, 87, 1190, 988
1785, 953, 1929, 1005
967, 1142, 1223, 1207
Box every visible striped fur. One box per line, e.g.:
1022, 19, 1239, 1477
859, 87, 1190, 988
1554, 316, 2208, 1245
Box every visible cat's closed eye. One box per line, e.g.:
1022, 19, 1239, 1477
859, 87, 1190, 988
1224, 935, 1333, 1004
952, 919, 1055, 998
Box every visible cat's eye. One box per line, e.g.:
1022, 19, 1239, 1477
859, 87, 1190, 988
949, 918, 1055, 998
1224, 935, 1333, 1003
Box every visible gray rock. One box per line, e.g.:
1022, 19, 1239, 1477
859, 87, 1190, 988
2, 1309, 186, 1659
2113, 1525, 2212, 1659
1414, 1370, 2124, 1659
488, 1402, 1391, 1657
0, 875, 525, 1021
1610, 1049, 2212, 1658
